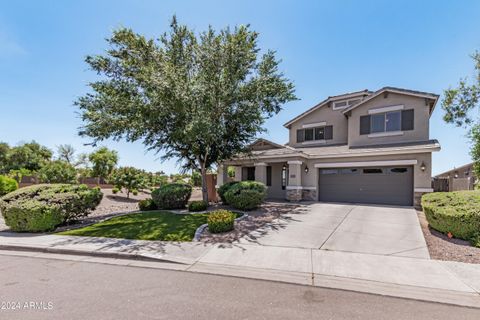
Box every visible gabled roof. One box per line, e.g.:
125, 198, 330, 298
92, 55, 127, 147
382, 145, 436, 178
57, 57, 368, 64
283, 89, 371, 128
341, 86, 439, 115
249, 138, 290, 151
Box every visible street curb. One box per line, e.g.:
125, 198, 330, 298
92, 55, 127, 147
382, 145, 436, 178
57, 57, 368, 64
0, 244, 187, 264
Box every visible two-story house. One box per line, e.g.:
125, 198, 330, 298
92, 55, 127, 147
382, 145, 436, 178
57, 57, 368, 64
217, 87, 440, 207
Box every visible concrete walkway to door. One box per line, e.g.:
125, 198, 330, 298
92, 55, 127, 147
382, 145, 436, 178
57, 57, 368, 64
238, 202, 430, 259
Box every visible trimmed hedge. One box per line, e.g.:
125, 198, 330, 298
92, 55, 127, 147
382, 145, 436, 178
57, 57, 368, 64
0, 175, 18, 196
224, 181, 266, 210
138, 198, 157, 211
188, 200, 208, 212
0, 184, 103, 232
207, 209, 236, 233
217, 181, 239, 204
152, 183, 192, 209
422, 191, 480, 246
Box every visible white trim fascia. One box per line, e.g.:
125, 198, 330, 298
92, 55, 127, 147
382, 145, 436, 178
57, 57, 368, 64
285, 186, 316, 190
368, 131, 404, 138
286, 186, 303, 190
414, 188, 434, 193
254, 162, 268, 166
308, 146, 441, 159
302, 140, 327, 145
368, 104, 404, 114
302, 121, 326, 128
287, 160, 303, 165
314, 159, 418, 168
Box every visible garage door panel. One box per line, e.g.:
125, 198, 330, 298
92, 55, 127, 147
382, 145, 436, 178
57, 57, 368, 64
318, 166, 413, 206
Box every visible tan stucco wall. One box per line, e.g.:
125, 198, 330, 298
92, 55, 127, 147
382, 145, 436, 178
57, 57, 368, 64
267, 163, 286, 199
288, 103, 348, 148
300, 152, 432, 191
348, 93, 430, 147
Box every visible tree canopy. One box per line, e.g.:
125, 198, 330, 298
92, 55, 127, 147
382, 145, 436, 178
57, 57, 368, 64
88, 147, 119, 180
442, 51, 480, 177
75, 16, 297, 201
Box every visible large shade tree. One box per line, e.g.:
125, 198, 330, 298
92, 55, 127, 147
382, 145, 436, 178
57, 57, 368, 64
442, 51, 480, 177
76, 16, 297, 202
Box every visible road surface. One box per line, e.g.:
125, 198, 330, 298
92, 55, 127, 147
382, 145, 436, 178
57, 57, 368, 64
0, 253, 478, 319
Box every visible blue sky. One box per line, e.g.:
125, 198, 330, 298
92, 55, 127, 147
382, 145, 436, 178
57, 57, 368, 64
1, 0, 479, 175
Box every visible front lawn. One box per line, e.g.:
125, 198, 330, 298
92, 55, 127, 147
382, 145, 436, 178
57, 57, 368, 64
58, 211, 211, 241
422, 190, 480, 247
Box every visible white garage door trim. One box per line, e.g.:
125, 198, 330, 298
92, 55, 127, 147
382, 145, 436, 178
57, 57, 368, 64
314, 159, 417, 168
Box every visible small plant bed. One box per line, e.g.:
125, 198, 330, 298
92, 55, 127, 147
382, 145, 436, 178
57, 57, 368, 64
58, 211, 241, 242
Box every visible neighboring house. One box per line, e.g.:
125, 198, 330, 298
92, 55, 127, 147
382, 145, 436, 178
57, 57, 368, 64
433, 162, 476, 192
218, 87, 440, 207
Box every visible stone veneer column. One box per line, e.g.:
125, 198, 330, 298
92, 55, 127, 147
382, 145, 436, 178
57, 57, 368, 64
254, 162, 267, 184
286, 160, 302, 201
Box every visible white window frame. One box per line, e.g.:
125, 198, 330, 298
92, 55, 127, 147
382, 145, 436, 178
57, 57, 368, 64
370, 110, 402, 134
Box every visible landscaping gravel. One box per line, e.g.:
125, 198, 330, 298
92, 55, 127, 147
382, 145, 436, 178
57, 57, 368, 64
417, 210, 480, 264
199, 201, 307, 243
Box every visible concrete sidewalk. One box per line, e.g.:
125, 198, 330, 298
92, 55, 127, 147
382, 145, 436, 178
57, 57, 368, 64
1, 232, 479, 308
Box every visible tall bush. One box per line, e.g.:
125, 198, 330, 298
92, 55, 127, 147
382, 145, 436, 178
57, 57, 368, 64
217, 181, 239, 204
152, 183, 192, 209
0, 175, 18, 196
38, 160, 77, 184
224, 181, 266, 210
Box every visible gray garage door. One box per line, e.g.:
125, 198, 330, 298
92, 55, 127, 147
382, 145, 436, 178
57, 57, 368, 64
318, 166, 413, 206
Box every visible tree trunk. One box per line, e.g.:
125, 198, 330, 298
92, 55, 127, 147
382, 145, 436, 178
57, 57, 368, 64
199, 161, 208, 203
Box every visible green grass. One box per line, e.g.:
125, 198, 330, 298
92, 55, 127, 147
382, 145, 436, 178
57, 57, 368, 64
58, 211, 211, 241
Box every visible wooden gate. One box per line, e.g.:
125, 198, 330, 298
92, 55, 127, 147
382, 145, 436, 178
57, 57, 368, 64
206, 174, 218, 202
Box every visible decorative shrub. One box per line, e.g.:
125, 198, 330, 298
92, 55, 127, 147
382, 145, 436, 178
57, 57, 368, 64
151, 183, 192, 209
224, 181, 266, 210
132, 189, 139, 196
112, 187, 120, 194
0, 184, 103, 232
207, 209, 236, 233
0, 175, 19, 196
188, 200, 208, 212
38, 160, 77, 184
422, 191, 480, 247
138, 198, 157, 211
217, 181, 239, 204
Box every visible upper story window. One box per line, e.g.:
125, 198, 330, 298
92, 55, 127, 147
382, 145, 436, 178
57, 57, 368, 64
360, 109, 414, 136
371, 111, 401, 133
297, 125, 333, 143
332, 99, 361, 110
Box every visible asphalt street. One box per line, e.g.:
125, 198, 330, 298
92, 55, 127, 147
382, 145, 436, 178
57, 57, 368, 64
0, 254, 479, 320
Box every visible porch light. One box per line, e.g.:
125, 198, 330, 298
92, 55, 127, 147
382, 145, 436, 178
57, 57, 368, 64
282, 164, 287, 170
454, 171, 459, 178
420, 162, 426, 172
304, 166, 309, 174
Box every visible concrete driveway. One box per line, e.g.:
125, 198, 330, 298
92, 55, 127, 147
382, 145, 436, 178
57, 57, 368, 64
240, 202, 430, 259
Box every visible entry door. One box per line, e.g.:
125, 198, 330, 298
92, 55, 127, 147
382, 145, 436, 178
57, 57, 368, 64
318, 166, 413, 206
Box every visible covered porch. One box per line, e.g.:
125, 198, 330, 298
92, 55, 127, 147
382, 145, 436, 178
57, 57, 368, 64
217, 159, 315, 201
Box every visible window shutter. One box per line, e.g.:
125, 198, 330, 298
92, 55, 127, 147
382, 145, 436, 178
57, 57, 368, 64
325, 125, 333, 140
266, 166, 272, 186
360, 115, 371, 135
401, 109, 414, 131
296, 129, 305, 142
